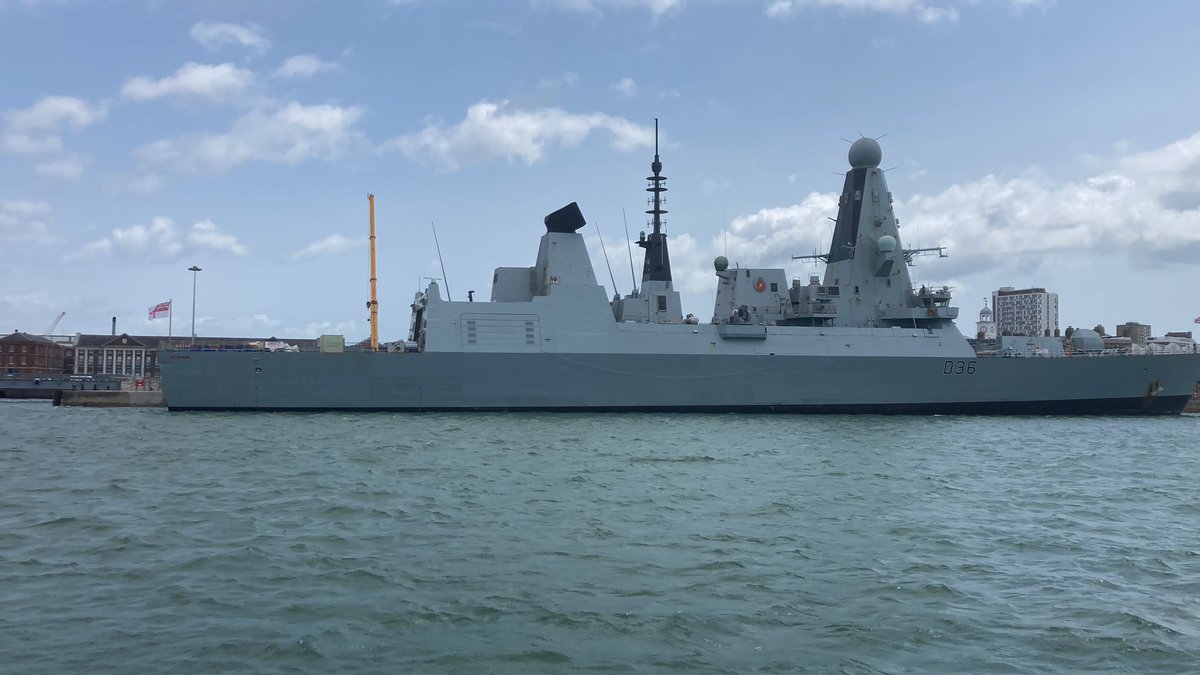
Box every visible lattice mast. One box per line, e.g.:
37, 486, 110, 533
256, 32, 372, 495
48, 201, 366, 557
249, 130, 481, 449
638, 118, 672, 282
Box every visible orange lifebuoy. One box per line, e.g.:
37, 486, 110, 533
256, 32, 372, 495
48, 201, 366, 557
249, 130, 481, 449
754, 278, 766, 292
926, 308, 936, 317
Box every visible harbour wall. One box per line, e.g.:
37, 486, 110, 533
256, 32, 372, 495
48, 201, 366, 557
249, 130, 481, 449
57, 390, 165, 407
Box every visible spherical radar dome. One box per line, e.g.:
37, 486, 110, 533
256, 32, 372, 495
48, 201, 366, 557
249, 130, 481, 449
848, 137, 882, 169
714, 256, 729, 272
877, 234, 897, 253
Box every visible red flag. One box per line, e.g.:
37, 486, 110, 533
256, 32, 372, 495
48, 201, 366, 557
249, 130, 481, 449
149, 301, 171, 320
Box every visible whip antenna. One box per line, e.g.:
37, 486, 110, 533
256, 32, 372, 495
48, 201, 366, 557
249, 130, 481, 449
622, 208, 637, 294
431, 220, 451, 301
595, 219, 620, 297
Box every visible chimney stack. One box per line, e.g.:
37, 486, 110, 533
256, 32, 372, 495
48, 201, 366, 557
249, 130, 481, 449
111, 316, 116, 336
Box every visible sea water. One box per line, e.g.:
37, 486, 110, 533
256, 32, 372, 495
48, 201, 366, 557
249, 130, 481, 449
1, 401, 1198, 673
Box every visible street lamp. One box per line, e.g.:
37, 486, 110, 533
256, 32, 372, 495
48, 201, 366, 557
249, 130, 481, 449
188, 265, 202, 345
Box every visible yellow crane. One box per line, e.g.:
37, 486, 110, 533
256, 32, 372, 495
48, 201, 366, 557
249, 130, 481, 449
367, 194, 379, 351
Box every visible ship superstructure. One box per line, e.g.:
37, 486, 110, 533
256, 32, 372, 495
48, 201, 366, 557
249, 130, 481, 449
161, 135, 1200, 414
612, 119, 684, 325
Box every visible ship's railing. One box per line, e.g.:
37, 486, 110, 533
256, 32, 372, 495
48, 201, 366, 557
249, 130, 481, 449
973, 347, 1194, 359
166, 343, 382, 353
168, 344, 318, 352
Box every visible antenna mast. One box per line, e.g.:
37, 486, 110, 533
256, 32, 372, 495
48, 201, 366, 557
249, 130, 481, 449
637, 118, 673, 282
368, 194, 379, 351
647, 118, 666, 237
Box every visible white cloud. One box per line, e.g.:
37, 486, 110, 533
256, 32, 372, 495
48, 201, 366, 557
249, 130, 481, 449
124, 173, 166, 194
65, 217, 248, 262
62, 238, 111, 261
382, 100, 653, 171
536, 70, 579, 91
765, 0, 1050, 21
724, 193, 841, 269
121, 62, 254, 103
189, 21, 270, 53
5, 95, 105, 131
274, 54, 338, 79
610, 77, 638, 98
766, 0, 959, 22
188, 219, 248, 256
0, 199, 49, 220
539, 0, 686, 17
1009, 0, 1054, 15
716, 130, 1200, 287
217, 313, 284, 337
109, 217, 185, 259
541, 0, 1043, 20
1, 95, 107, 155
288, 320, 359, 339
290, 233, 365, 259
33, 154, 83, 180
700, 177, 732, 195
472, 20, 522, 35
1, 291, 54, 312
135, 101, 365, 175
1, 131, 61, 154
0, 199, 57, 245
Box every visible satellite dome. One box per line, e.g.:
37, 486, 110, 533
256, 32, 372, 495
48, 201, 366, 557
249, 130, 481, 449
714, 256, 729, 272
848, 137, 882, 168
877, 234, 896, 253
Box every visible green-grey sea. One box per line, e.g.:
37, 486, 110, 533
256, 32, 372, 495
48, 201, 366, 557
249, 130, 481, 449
1, 401, 1198, 673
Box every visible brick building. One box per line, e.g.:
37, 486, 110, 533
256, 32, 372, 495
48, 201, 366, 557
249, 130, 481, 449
1116, 322, 1152, 346
1, 331, 66, 374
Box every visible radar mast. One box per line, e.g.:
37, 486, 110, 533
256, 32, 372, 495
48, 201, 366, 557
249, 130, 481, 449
638, 119, 672, 282
611, 119, 683, 324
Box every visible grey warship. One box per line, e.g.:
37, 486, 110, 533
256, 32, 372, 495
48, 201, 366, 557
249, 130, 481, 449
160, 135, 1200, 414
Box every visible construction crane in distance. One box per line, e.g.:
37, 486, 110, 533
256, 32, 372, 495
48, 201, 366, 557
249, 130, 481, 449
43, 311, 65, 335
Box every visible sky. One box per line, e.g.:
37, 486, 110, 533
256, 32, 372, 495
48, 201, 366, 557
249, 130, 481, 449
2, 0, 1199, 342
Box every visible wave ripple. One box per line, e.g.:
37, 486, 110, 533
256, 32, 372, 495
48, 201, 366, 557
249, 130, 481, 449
2, 405, 1199, 672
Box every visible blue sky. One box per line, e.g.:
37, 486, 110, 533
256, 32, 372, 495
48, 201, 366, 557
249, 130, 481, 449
3, 0, 1199, 341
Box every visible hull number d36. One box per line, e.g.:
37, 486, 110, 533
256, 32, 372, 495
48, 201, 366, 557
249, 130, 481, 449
944, 360, 977, 375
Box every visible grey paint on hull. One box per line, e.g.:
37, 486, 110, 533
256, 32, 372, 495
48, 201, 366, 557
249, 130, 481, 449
160, 350, 1200, 415
159, 138, 1200, 416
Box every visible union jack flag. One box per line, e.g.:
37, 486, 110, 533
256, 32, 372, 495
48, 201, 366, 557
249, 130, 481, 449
149, 300, 171, 320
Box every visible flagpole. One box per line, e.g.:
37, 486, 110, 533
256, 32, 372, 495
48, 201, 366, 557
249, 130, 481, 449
168, 299, 173, 345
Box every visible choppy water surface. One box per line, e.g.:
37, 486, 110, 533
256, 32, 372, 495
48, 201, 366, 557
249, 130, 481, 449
1, 402, 1198, 673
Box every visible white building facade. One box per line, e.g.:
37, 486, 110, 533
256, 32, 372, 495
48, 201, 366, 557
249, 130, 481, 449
976, 298, 997, 340
992, 287, 1059, 337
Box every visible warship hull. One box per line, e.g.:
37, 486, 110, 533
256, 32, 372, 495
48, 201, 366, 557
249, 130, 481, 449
161, 350, 1199, 415
160, 135, 1200, 415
